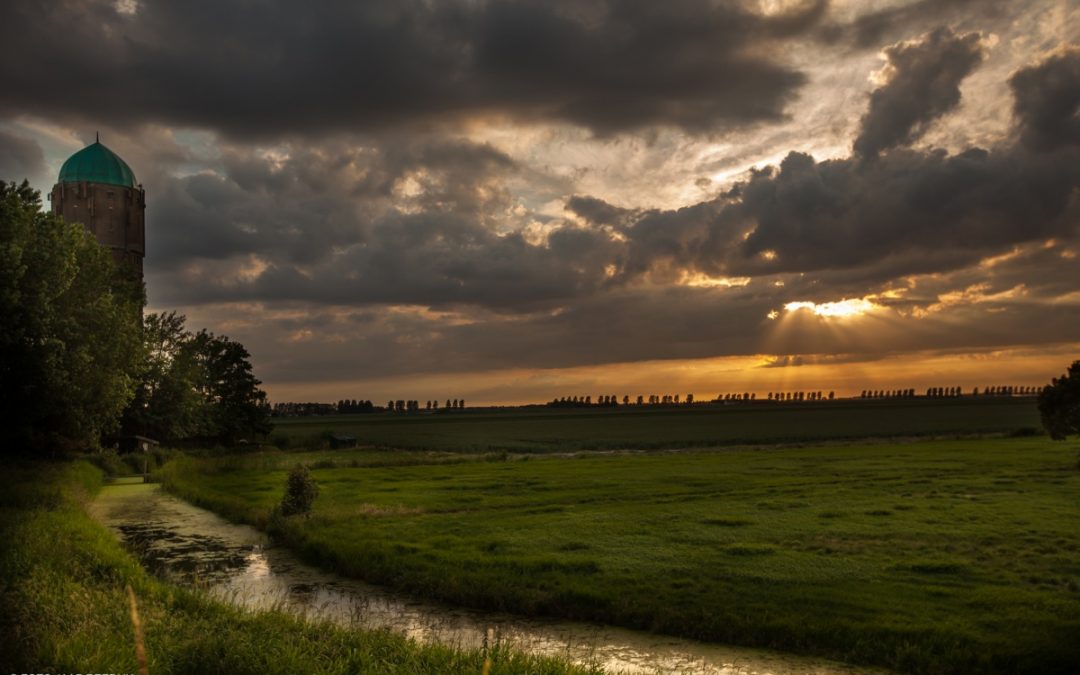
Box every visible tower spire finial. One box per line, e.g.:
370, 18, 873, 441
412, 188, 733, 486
95, 131, 99, 143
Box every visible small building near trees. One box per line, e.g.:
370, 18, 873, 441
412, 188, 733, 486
329, 434, 358, 449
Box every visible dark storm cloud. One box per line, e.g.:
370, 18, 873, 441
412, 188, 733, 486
57, 14, 1064, 385
0, 0, 826, 137
198, 270, 1080, 384
611, 141, 1079, 284
853, 27, 986, 158
729, 145, 1079, 276
148, 37, 1080, 324
0, 130, 45, 183
154, 209, 623, 312
1009, 47, 1080, 152
602, 34, 1079, 286
148, 137, 519, 268
819, 0, 1010, 49
144, 133, 624, 312
565, 195, 630, 227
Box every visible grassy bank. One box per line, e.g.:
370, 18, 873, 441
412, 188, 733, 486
0, 459, 597, 674
270, 397, 1041, 452
163, 438, 1080, 673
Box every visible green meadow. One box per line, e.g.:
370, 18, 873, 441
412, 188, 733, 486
162, 436, 1080, 674
0, 460, 592, 675
270, 397, 1041, 452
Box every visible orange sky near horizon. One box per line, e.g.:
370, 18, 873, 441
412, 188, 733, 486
264, 342, 1080, 407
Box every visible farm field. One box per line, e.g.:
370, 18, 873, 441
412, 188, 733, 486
270, 397, 1041, 452
0, 460, 590, 675
163, 436, 1080, 674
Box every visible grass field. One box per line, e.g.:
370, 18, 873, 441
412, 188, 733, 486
0, 460, 593, 675
162, 436, 1080, 674
269, 397, 1042, 452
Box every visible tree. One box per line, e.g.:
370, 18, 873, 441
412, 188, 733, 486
280, 464, 319, 516
1, 180, 143, 451
123, 314, 271, 446
1037, 361, 1080, 440
121, 312, 205, 443
188, 329, 271, 444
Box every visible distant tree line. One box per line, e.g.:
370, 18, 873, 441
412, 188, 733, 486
976, 386, 1039, 396
548, 394, 696, 408
271, 398, 468, 416
763, 391, 834, 402
863, 389, 917, 399
338, 399, 376, 413
273, 402, 339, 416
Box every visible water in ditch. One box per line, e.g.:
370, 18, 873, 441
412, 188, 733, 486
89, 481, 882, 675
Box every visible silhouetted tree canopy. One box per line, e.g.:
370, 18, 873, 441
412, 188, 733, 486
1, 180, 144, 452
1037, 361, 1080, 440
122, 313, 271, 445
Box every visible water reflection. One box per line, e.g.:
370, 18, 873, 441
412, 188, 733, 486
90, 483, 880, 675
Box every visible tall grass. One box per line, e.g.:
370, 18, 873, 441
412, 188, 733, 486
0, 459, 598, 675
163, 438, 1080, 674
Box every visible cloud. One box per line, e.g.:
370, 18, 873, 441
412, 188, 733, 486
144, 134, 627, 312
853, 27, 987, 158
1009, 46, 1080, 151
7, 4, 1074, 393
0, 0, 829, 138
0, 129, 45, 183
602, 36, 1078, 286
143, 39, 1079, 342
729, 144, 1079, 277
820, 0, 1010, 50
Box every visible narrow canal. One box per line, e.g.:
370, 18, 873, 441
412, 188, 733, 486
90, 481, 880, 675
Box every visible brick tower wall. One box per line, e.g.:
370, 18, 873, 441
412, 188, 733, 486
50, 181, 146, 276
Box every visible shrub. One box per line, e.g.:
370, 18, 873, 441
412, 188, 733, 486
85, 448, 130, 477
280, 464, 319, 516
1037, 360, 1080, 440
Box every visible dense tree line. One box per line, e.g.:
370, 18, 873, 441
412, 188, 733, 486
271, 398, 470, 416
338, 399, 375, 413
762, 391, 833, 402
121, 312, 271, 445
978, 386, 1039, 396
548, 394, 697, 407
273, 402, 338, 416
1, 180, 143, 451
1, 180, 270, 452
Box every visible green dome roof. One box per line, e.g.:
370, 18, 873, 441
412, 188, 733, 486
58, 140, 137, 188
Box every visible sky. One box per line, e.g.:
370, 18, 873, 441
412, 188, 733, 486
1, 0, 1078, 405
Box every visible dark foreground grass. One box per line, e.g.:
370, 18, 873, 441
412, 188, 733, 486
0, 460, 596, 675
271, 397, 1041, 452
163, 438, 1080, 674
